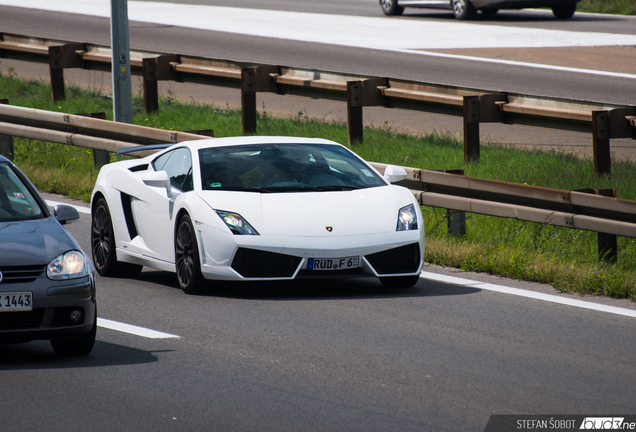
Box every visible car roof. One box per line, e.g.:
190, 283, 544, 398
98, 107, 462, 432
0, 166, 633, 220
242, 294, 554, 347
185, 136, 342, 151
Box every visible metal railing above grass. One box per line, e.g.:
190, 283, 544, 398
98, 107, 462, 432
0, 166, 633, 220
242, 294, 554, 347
0, 103, 632, 262
1, 32, 635, 176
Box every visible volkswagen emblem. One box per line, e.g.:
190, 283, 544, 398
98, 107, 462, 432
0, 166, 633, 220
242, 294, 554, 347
326, 226, 333, 232
0, 270, 3, 284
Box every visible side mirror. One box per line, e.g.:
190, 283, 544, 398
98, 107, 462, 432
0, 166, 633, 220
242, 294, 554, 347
54, 204, 80, 225
143, 170, 172, 197
383, 165, 408, 183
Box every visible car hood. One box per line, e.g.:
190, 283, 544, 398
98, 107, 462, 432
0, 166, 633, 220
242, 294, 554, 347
197, 185, 414, 236
0, 217, 78, 266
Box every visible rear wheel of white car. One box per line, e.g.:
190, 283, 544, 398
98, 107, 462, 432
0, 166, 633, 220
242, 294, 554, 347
91, 198, 143, 278
380, 275, 420, 288
51, 309, 97, 356
452, 0, 476, 20
552, 4, 576, 19
380, 0, 404, 16
175, 214, 204, 294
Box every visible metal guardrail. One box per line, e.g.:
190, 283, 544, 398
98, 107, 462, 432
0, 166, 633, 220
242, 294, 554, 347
0, 103, 633, 262
1, 32, 635, 176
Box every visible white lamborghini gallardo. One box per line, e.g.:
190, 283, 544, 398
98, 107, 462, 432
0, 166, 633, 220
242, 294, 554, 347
90, 136, 424, 294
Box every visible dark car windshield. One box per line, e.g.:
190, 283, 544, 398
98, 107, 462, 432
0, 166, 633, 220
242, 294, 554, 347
0, 163, 45, 222
199, 143, 386, 192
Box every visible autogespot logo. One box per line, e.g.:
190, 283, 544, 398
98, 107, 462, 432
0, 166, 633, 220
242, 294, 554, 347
580, 417, 633, 430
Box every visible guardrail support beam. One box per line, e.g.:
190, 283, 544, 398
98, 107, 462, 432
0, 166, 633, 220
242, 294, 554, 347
48, 43, 85, 102
0, 99, 13, 161
77, 112, 110, 168
143, 55, 180, 113
598, 189, 618, 263
592, 110, 611, 176
347, 79, 387, 145
463, 96, 480, 163
241, 67, 257, 134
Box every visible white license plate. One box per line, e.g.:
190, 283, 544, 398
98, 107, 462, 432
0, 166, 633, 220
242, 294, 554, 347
0, 292, 33, 312
308, 256, 359, 271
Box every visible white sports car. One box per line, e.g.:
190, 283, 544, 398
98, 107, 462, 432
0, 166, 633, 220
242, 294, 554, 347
90, 136, 424, 293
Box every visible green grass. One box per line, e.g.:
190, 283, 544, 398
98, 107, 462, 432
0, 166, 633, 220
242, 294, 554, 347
1, 70, 636, 299
578, 0, 636, 15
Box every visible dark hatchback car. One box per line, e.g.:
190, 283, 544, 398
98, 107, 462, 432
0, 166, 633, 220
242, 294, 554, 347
0, 156, 96, 356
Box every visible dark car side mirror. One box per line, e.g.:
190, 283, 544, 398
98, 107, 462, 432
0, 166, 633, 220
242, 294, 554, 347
54, 204, 80, 225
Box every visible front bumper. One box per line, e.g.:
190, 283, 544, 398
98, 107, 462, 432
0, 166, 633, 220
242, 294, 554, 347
0, 274, 96, 342
198, 227, 425, 281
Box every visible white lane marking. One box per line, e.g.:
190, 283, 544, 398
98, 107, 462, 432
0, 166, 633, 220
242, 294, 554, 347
98, 318, 180, 339
46, 200, 91, 214
2, 0, 636, 80
420, 271, 636, 319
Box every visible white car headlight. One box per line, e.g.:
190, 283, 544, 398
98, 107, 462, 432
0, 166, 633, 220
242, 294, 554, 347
396, 204, 418, 231
47, 250, 90, 280
215, 210, 259, 235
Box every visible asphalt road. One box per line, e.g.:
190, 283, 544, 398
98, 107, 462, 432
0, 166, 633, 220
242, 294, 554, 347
2, 196, 636, 432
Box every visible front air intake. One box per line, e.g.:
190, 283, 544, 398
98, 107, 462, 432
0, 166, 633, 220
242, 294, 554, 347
232, 248, 302, 278
365, 243, 421, 275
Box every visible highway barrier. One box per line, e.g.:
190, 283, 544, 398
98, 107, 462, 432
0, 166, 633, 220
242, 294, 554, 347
1, 32, 635, 176
0, 103, 632, 263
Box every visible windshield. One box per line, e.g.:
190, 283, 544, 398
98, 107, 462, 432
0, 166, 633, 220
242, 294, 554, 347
0, 163, 45, 222
199, 143, 387, 192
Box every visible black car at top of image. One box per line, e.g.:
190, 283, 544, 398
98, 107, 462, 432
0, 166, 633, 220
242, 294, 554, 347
0, 155, 96, 356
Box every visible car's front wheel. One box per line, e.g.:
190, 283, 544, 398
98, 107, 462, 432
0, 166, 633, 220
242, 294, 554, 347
380, 0, 404, 16
51, 310, 97, 356
91, 197, 142, 278
552, 4, 576, 19
380, 275, 420, 288
175, 214, 205, 294
452, 0, 476, 20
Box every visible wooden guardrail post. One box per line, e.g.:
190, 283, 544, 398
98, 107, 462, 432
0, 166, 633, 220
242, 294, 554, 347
143, 55, 179, 113
77, 112, 109, 168
463, 96, 480, 163
241, 67, 257, 134
0, 99, 13, 161
598, 189, 618, 263
347, 78, 386, 145
241, 66, 280, 134
48, 43, 85, 102
592, 110, 611, 176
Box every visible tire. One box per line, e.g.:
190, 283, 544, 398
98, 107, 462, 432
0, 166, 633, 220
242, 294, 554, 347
480, 7, 499, 15
452, 0, 476, 20
380, 0, 404, 16
91, 197, 143, 278
51, 309, 97, 356
175, 214, 205, 294
552, 4, 576, 19
380, 275, 420, 288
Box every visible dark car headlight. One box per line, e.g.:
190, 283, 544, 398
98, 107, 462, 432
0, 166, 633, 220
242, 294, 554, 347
47, 251, 91, 280
396, 204, 418, 231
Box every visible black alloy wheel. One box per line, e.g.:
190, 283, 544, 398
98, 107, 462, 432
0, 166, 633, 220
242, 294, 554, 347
175, 214, 204, 294
91, 198, 142, 277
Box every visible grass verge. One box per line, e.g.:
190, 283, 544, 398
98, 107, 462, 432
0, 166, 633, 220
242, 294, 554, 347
578, 0, 636, 15
1, 70, 635, 300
